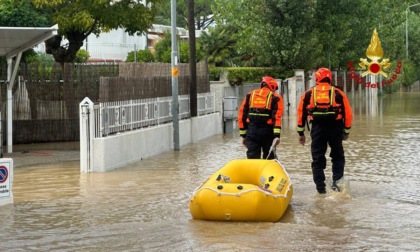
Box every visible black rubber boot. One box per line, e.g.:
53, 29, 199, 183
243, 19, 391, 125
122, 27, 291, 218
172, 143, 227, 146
331, 181, 341, 192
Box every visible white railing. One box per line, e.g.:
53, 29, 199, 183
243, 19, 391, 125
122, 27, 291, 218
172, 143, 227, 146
92, 92, 215, 138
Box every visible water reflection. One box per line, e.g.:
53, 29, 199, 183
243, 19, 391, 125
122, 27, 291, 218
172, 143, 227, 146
1, 92, 420, 251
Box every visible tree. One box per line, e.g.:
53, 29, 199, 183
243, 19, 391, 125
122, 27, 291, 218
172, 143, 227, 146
0, 0, 52, 63
0, 0, 50, 27
310, 0, 375, 69
33, 0, 162, 65
212, 0, 318, 68
154, 33, 172, 63
200, 24, 238, 67
154, 33, 204, 63
154, 0, 215, 30
212, 0, 413, 71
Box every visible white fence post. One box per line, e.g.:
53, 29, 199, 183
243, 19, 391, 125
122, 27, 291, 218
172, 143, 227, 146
80, 98, 94, 173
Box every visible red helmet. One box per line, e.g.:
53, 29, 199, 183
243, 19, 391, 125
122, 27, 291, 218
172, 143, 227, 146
315, 68, 332, 83
261, 76, 278, 91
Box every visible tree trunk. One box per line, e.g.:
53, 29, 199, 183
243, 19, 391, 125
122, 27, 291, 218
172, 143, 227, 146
45, 31, 87, 66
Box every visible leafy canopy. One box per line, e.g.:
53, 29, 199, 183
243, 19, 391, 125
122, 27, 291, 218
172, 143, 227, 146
211, 0, 415, 71
154, 0, 215, 30
0, 0, 50, 27
33, 0, 163, 64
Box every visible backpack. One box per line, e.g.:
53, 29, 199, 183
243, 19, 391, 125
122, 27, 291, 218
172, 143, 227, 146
308, 86, 339, 121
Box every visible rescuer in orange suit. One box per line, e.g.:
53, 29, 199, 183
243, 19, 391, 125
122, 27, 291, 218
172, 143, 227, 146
238, 76, 284, 159
297, 68, 353, 194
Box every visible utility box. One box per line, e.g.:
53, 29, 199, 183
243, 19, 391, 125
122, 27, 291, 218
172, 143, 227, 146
223, 97, 238, 119
223, 97, 238, 134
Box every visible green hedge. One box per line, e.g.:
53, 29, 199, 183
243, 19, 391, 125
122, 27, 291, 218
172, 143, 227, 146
126, 49, 155, 62
209, 67, 293, 85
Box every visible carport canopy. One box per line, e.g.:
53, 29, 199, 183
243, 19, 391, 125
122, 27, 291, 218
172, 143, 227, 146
0, 25, 58, 155
0, 25, 58, 59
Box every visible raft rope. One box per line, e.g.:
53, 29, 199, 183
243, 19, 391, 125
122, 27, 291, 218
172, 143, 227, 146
192, 159, 293, 199
195, 185, 291, 199
267, 138, 279, 160
266, 138, 291, 188
191, 139, 293, 200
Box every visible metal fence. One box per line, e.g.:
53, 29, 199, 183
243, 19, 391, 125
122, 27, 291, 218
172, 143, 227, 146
92, 92, 216, 138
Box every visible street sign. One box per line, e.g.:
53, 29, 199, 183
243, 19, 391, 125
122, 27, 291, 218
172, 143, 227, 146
0, 158, 13, 204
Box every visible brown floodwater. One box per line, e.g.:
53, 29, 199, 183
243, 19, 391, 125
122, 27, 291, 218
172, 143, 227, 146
1, 92, 420, 251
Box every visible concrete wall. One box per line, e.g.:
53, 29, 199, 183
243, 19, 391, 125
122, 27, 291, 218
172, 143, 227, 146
91, 113, 222, 172
88, 70, 312, 172
210, 78, 240, 134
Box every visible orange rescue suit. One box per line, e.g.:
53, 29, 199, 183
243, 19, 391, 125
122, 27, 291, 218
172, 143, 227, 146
238, 87, 283, 138
297, 83, 352, 135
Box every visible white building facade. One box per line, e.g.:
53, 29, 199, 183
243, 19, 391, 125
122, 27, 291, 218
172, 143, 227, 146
34, 24, 192, 62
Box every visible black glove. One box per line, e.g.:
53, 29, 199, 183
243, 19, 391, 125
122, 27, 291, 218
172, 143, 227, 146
343, 133, 349, 141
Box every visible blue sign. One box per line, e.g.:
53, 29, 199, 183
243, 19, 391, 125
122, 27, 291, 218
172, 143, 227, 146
0, 166, 8, 183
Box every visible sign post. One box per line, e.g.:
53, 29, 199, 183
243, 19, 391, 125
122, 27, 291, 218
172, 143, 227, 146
0, 158, 13, 206
171, 0, 180, 150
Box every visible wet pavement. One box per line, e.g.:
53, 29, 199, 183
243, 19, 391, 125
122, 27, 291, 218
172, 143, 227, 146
1, 92, 420, 251
2, 142, 80, 168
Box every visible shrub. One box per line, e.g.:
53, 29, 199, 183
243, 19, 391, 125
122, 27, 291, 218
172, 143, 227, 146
209, 67, 221, 81
126, 49, 155, 62
209, 67, 293, 85
75, 49, 90, 63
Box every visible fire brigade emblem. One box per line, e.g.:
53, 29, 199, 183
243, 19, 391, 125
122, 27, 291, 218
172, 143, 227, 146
359, 29, 390, 77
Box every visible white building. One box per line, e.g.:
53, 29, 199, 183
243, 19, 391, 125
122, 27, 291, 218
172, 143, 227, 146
34, 24, 194, 62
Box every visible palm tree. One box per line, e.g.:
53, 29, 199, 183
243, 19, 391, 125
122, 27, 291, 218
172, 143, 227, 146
200, 25, 238, 67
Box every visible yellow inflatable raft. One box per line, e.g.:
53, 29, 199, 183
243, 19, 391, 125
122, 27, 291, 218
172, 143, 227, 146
189, 159, 293, 222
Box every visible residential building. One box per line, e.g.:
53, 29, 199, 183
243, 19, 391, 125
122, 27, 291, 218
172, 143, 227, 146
34, 24, 194, 62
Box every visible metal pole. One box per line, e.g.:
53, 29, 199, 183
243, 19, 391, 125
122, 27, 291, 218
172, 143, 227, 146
171, 0, 180, 150
188, 0, 197, 117
379, 74, 382, 94
406, 8, 409, 59
134, 43, 137, 63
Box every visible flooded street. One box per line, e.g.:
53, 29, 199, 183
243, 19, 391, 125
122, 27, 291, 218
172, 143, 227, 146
1, 92, 420, 251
